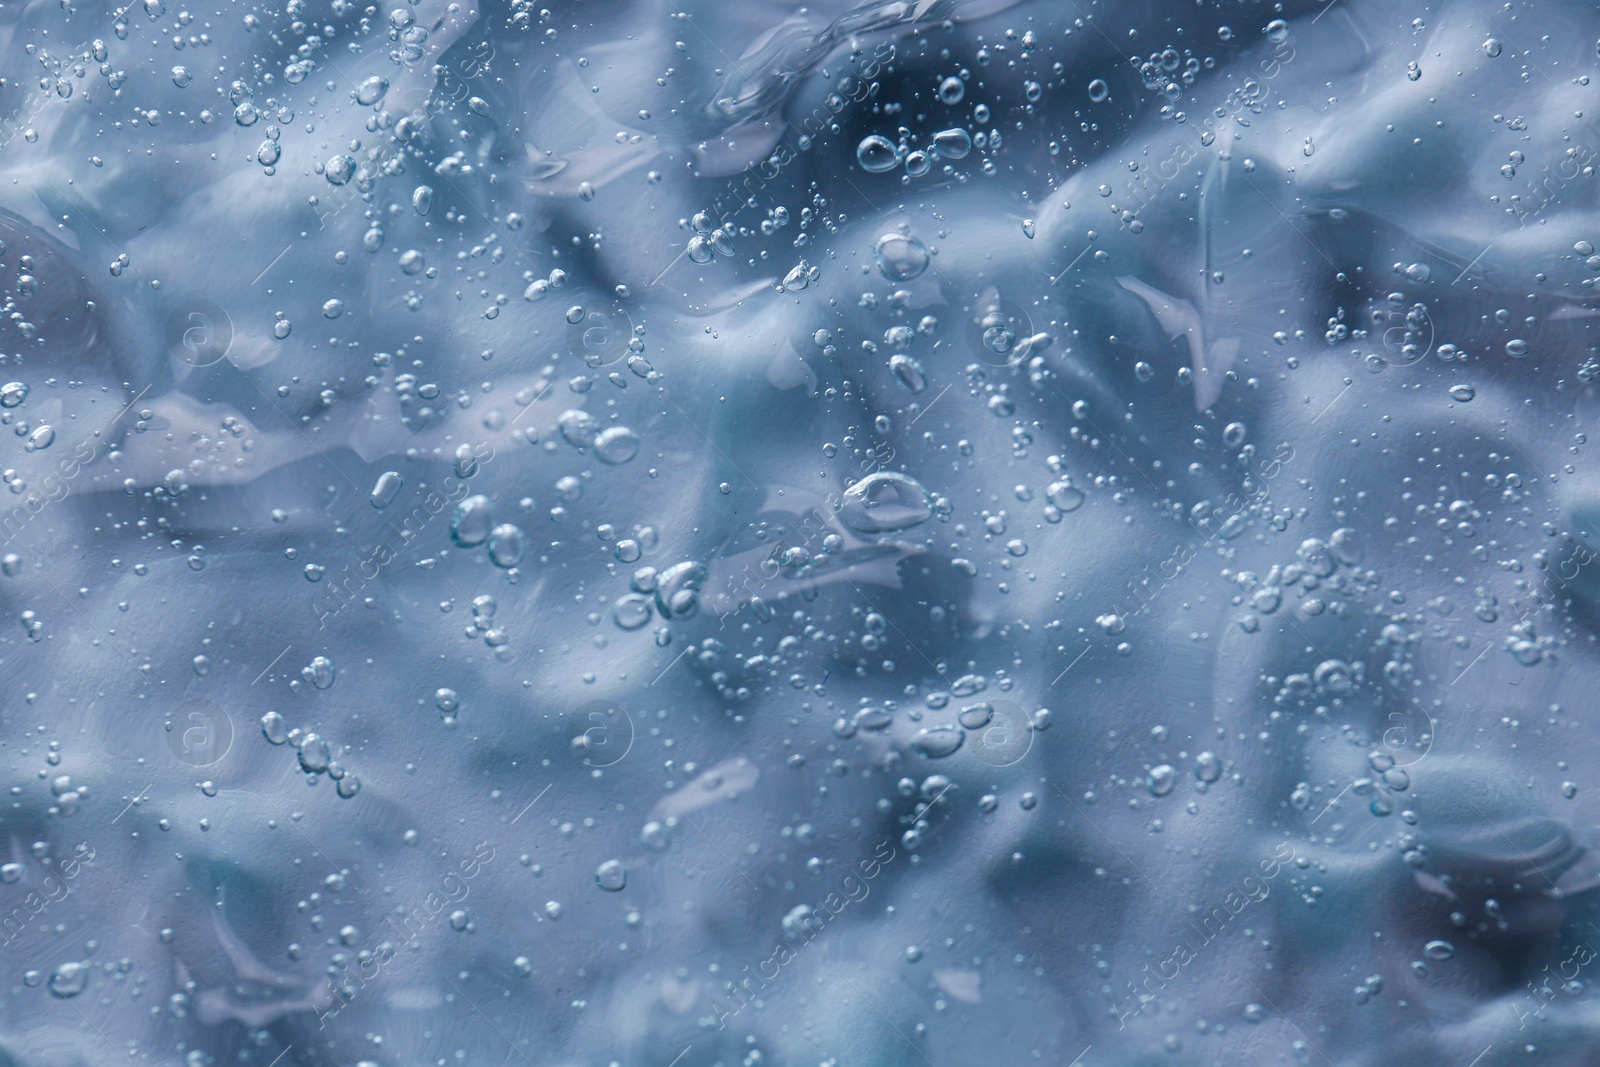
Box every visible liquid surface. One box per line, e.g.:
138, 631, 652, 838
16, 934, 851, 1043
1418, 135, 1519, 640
0, 1, 1594, 1065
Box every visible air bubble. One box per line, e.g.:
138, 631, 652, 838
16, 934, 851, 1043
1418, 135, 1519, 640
857, 135, 899, 173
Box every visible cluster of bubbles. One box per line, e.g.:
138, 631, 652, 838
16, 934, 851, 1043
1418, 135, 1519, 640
450, 494, 526, 568
856, 123, 978, 179
685, 212, 737, 264
260, 708, 362, 798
